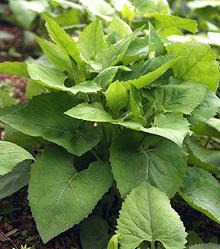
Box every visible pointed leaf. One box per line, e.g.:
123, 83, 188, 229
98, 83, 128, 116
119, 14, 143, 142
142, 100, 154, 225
117, 183, 187, 249
0, 93, 101, 156
27, 63, 102, 94
186, 138, 220, 174
78, 20, 107, 61
0, 141, 34, 176
0, 62, 28, 77
0, 161, 31, 200
123, 56, 179, 89
45, 16, 82, 65
28, 145, 113, 242
66, 102, 113, 122
180, 167, 220, 224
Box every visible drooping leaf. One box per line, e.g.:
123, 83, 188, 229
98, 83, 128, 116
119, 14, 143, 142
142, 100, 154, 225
78, 20, 107, 61
0, 93, 101, 156
110, 132, 187, 198
188, 1, 220, 9
0, 62, 29, 77
80, 0, 115, 21
117, 183, 187, 249
108, 17, 132, 39
140, 113, 189, 146
28, 145, 113, 242
189, 92, 220, 128
27, 63, 102, 94
0, 161, 31, 200
9, 0, 49, 29
66, 102, 113, 122
0, 141, 34, 176
154, 83, 207, 114
153, 14, 198, 36
132, 0, 171, 17
167, 41, 220, 91
186, 137, 220, 174
180, 167, 220, 224
80, 215, 110, 249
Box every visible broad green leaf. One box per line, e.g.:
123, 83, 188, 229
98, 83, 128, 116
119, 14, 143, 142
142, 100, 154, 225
110, 132, 187, 198
123, 56, 179, 89
107, 234, 119, 249
117, 183, 187, 249
187, 231, 203, 246
189, 244, 220, 249
167, 41, 220, 92
108, 17, 132, 39
0, 89, 16, 108
123, 37, 148, 64
188, 1, 220, 9
28, 145, 113, 242
132, 0, 171, 17
0, 62, 29, 77
0, 141, 34, 175
153, 14, 198, 36
45, 16, 82, 65
141, 113, 189, 146
0, 161, 31, 200
27, 63, 67, 89
52, 8, 81, 27
78, 20, 107, 61
9, 0, 49, 29
180, 167, 220, 224
27, 63, 102, 94
154, 84, 207, 114
0, 93, 101, 156
106, 81, 129, 115
186, 138, 220, 174
189, 92, 220, 128
206, 118, 220, 133
35, 36, 72, 73
80, 215, 109, 249
66, 102, 113, 122
80, 0, 115, 21
95, 28, 141, 71
148, 22, 165, 57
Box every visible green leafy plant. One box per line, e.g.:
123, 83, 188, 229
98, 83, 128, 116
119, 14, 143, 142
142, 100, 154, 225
0, 13, 220, 249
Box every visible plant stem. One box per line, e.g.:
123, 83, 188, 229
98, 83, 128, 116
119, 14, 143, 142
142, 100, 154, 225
151, 241, 156, 249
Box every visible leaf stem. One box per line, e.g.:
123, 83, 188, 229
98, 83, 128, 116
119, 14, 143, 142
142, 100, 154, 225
151, 241, 156, 249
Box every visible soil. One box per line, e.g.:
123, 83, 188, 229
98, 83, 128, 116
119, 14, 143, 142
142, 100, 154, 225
0, 9, 220, 249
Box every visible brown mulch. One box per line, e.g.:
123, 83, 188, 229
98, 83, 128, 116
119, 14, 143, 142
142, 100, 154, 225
0, 188, 80, 249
